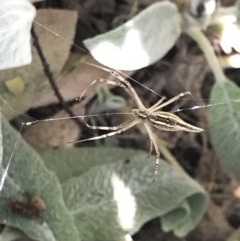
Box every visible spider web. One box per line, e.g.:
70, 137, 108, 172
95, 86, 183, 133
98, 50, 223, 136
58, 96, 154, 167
1, 16, 240, 192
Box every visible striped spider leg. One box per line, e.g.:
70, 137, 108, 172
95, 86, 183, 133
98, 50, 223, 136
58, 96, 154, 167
78, 63, 204, 181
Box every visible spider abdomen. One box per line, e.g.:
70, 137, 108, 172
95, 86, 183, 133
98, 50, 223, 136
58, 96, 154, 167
150, 113, 177, 127
150, 111, 204, 132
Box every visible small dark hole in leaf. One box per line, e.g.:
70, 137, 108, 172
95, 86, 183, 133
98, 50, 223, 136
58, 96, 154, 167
124, 159, 130, 164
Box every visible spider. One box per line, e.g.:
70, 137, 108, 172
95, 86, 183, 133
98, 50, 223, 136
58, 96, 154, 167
77, 63, 204, 181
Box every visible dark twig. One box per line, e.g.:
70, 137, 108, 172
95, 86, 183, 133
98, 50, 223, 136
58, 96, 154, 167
31, 26, 90, 134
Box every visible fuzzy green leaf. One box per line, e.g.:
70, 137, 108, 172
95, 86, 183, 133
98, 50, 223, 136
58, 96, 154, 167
43, 147, 208, 239
83, 1, 182, 70
209, 81, 240, 180
0, 114, 80, 241
0, 0, 36, 70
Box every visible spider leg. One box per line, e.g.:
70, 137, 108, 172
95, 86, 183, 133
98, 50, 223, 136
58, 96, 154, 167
82, 119, 135, 131
147, 140, 153, 158
80, 78, 144, 108
81, 62, 145, 109
143, 123, 161, 182
72, 119, 140, 143
148, 97, 165, 111
149, 91, 192, 112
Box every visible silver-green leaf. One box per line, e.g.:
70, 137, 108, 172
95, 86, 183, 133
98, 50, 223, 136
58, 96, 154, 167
0, 114, 80, 241
209, 81, 240, 180
43, 147, 208, 239
83, 1, 182, 70
0, 0, 36, 70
